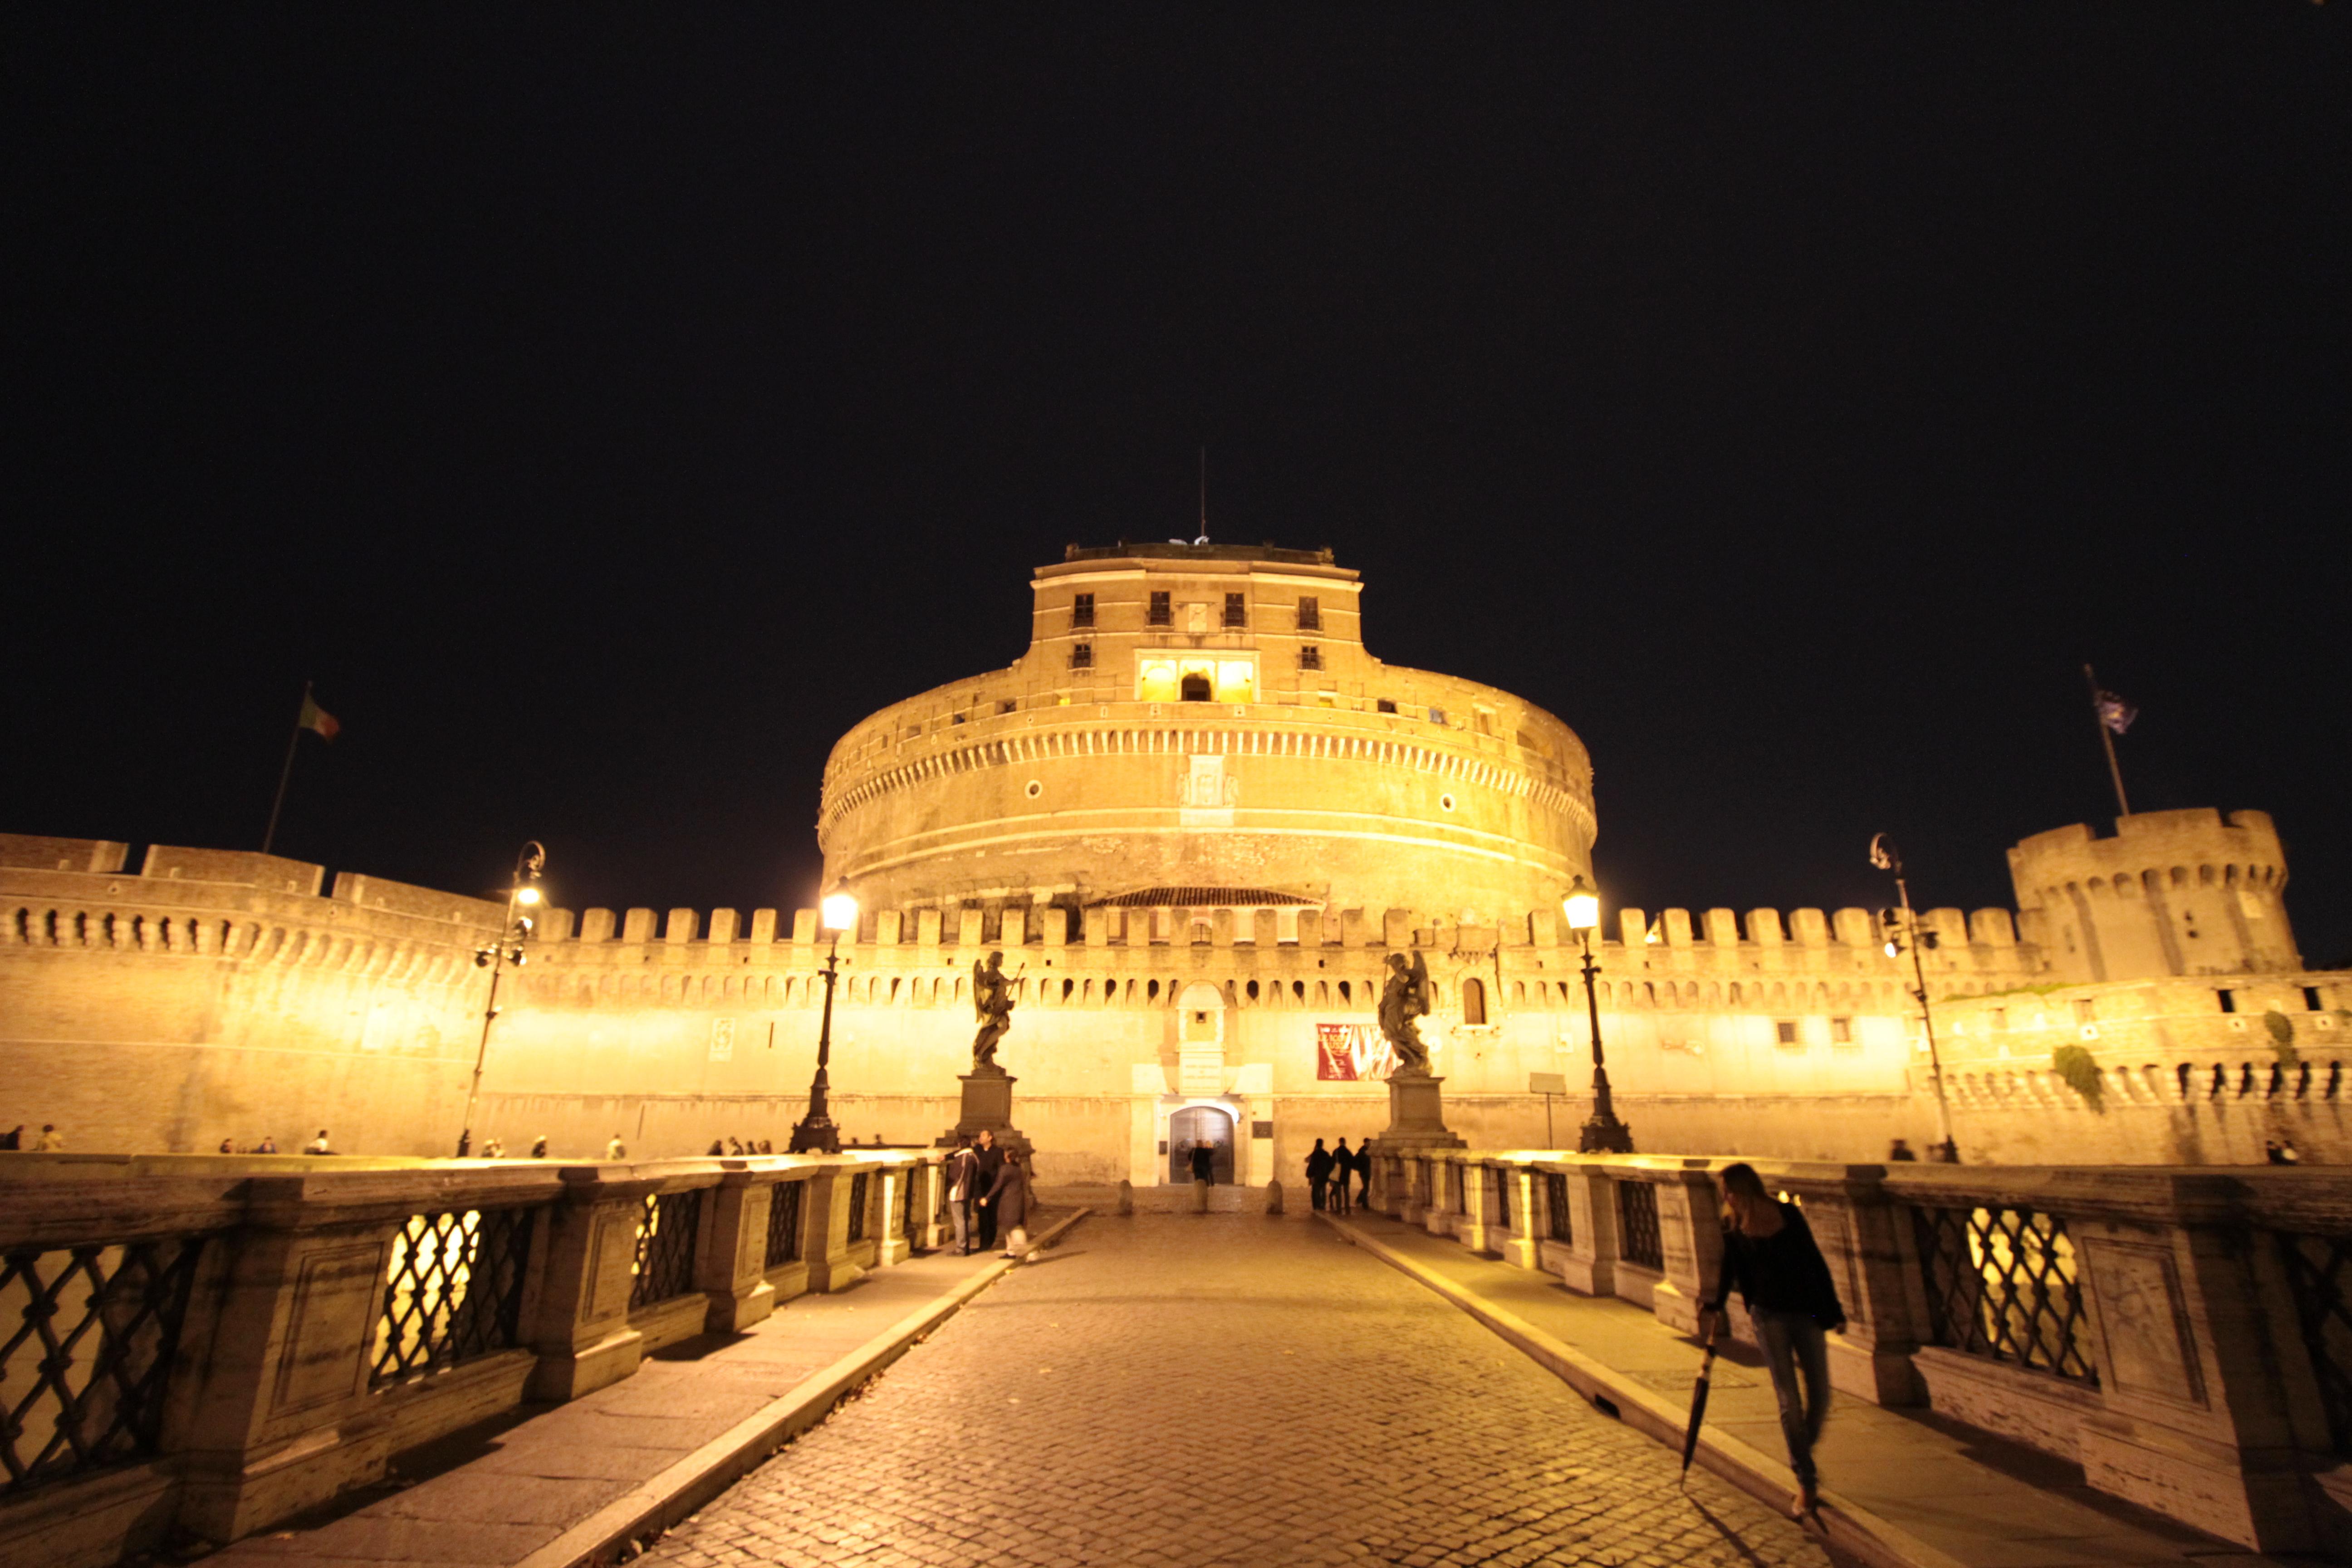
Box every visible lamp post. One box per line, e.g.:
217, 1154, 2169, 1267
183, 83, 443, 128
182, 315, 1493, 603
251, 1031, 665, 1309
1562, 876, 1634, 1153
789, 878, 860, 1155
1872, 834, 1959, 1164
459, 841, 544, 1158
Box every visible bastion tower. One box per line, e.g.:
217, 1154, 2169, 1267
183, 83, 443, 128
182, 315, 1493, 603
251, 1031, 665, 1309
816, 542, 1595, 926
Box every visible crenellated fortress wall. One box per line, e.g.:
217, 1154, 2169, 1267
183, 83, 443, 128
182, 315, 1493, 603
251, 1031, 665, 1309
7, 823, 2343, 1178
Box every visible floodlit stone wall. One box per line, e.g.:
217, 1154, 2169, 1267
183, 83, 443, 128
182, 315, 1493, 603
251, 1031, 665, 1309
10, 831, 2343, 1177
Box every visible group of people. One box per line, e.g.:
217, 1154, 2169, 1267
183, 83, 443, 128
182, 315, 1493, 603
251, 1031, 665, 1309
706, 1136, 776, 1156
1303, 1138, 1370, 1212
940, 1129, 1032, 1259
0, 1124, 64, 1151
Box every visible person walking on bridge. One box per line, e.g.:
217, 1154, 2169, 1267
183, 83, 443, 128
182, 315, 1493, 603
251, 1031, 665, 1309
984, 1147, 1031, 1260
1304, 1139, 1333, 1210
944, 1135, 980, 1254
1329, 1140, 1355, 1215
1702, 1162, 1844, 1523
1188, 1138, 1215, 1185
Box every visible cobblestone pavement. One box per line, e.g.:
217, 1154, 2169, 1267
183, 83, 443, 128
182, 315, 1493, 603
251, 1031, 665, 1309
646, 1213, 1833, 1568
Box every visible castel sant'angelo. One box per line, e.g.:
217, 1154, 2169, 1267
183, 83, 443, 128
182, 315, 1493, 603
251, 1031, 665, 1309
2, 541, 2343, 1177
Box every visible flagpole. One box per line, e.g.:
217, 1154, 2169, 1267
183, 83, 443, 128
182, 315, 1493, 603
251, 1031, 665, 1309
2083, 664, 2131, 818
262, 681, 310, 856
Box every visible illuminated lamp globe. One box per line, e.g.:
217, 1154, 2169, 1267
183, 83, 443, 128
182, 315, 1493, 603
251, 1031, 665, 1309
820, 879, 859, 934
1562, 877, 1600, 935
515, 886, 541, 906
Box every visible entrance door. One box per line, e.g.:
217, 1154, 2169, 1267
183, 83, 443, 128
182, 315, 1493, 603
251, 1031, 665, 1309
1168, 1106, 1235, 1185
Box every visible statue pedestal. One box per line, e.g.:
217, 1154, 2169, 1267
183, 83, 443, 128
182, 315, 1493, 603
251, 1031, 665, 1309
1379, 1073, 1464, 1144
1366, 1074, 1465, 1221
941, 1068, 1031, 1158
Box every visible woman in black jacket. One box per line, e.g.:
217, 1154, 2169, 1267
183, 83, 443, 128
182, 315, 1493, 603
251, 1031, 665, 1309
984, 1148, 1031, 1261
1701, 1162, 1844, 1520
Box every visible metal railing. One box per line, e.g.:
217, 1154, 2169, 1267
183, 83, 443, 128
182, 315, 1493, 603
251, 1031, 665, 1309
630, 1190, 703, 1309
371, 1206, 539, 1387
0, 1235, 207, 1493
2276, 1228, 2352, 1454
1545, 1171, 1573, 1244
764, 1180, 804, 1267
1911, 1203, 2097, 1384
1617, 1180, 1662, 1271
846, 1172, 870, 1244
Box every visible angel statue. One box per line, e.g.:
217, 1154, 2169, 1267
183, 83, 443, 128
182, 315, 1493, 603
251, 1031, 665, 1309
1377, 951, 1433, 1076
970, 949, 1017, 1071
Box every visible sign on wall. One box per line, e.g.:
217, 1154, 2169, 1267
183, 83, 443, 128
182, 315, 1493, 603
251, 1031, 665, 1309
709, 1017, 735, 1062
1316, 1023, 1398, 1081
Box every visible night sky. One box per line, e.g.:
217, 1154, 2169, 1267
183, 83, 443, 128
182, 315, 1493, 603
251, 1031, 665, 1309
6, 9, 2347, 961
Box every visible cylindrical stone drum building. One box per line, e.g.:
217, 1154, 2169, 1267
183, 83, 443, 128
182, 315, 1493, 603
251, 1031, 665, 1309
816, 542, 1595, 926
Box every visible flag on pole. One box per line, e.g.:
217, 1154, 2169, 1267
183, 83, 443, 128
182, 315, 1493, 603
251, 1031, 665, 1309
297, 691, 340, 741
2094, 690, 2136, 736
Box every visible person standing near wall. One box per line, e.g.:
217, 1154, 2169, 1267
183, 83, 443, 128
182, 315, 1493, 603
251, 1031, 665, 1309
605, 1133, 627, 1160
972, 1129, 1004, 1250
1702, 1162, 1845, 1522
33, 1124, 63, 1152
987, 1147, 1031, 1261
1305, 1139, 1333, 1210
1330, 1139, 1355, 1215
944, 1135, 980, 1255
1352, 1141, 1372, 1204
1189, 1138, 1215, 1185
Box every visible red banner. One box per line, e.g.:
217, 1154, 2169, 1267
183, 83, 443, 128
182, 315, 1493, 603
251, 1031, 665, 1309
1317, 1022, 1398, 1081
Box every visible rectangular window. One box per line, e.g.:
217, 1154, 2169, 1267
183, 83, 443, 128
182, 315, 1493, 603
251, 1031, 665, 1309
1376, 698, 1397, 714
1297, 597, 1321, 630
1830, 1016, 1853, 1044
2305, 986, 2324, 1011
999, 699, 1017, 714
2218, 990, 2237, 1014
2072, 998, 2097, 1024
1223, 592, 1246, 628
1070, 643, 1093, 669
1299, 645, 1323, 670
1774, 1019, 1799, 1046
1428, 707, 1446, 726
1071, 593, 1094, 627
1148, 591, 1171, 626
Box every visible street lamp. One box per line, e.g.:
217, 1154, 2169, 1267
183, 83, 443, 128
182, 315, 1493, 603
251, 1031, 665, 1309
1562, 875, 1634, 1153
1872, 833, 1959, 1164
789, 877, 859, 1154
459, 841, 545, 1157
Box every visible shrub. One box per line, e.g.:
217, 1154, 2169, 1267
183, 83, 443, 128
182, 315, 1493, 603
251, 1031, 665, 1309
2052, 1044, 2105, 1110
2263, 1009, 2298, 1066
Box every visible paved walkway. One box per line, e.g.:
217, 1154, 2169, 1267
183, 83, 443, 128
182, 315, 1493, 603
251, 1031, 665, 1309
216, 1215, 1083, 1568
645, 1210, 1830, 1568
1329, 1212, 2319, 1568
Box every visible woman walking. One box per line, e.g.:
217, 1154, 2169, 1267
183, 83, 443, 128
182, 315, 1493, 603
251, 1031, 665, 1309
984, 1147, 1032, 1261
1702, 1163, 1844, 1521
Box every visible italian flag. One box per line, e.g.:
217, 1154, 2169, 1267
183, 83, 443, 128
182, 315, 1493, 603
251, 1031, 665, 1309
298, 692, 341, 741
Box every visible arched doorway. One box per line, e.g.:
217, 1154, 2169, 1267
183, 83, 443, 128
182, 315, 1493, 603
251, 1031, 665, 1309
1168, 1105, 1234, 1185
1180, 671, 1212, 701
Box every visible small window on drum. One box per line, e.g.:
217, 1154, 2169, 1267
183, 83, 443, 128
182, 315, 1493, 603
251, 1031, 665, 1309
1071, 593, 1094, 627
1024, 780, 1043, 799
1297, 596, 1321, 630
1299, 645, 1323, 671
1070, 643, 1093, 669
1376, 699, 1397, 714
1438, 793, 1456, 812
1149, 591, 1172, 626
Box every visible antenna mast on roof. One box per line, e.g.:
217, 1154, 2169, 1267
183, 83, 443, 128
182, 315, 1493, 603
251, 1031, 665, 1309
1195, 446, 1210, 546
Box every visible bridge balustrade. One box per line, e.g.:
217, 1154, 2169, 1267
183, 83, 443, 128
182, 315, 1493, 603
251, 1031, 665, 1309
1361, 1148, 2349, 1555
0, 1147, 939, 1567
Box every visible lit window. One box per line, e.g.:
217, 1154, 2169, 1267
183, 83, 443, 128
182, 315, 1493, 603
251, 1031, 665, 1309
1298, 597, 1321, 630
1223, 592, 1246, 628
1070, 643, 1093, 669
1072, 593, 1094, 628
1148, 591, 1171, 626
1215, 660, 1255, 703
1138, 659, 1179, 702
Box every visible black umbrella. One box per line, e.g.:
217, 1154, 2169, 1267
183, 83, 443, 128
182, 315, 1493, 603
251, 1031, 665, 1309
1679, 1316, 1722, 1482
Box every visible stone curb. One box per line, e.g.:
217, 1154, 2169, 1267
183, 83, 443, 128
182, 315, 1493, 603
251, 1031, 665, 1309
514, 1208, 1093, 1568
1319, 1212, 1971, 1568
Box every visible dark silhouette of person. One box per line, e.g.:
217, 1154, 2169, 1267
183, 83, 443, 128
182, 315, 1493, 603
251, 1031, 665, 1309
1305, 1139, 1334, 1210
972, 1130, 1005, 1248
529, 1135, 549, 1158
1189, 1137, 1215, 1184
1352, 1140, 1372, 1203
1888, 1138, 1918, 1162
1330, 1140, 1355, 1215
